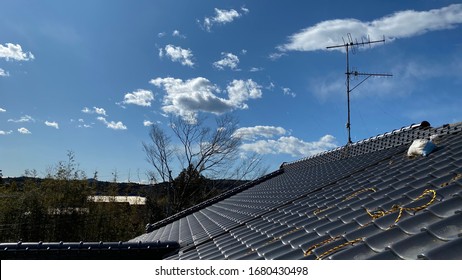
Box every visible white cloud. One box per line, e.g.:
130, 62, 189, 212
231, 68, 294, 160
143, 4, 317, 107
78, 123, 92, 129
213, 52, 240, 70
0, 68, 9, 77
17, 127, 31, 134
94, 107, 107, 116
282, 87, 296, 98
226, 79, 263, 109
157, 32, 166, 38
241, 134, 337, 157
200, 7, 249, 32
250, 67, 263, 72
81, 107, 91, 114
0, 130, 13, 135
279, 4, 462, 52
8, 115, 35, 123
122, 89, 154, 107
268, 52, 286, 61
172, 30, 186, 38
81, 106, 107, 116
0, 43, 35, 61
0, 107, 6, 112
45, 121, 59, 129
150, 77, 263, 122
143, 120, 155, 127
97, 116, 127, 130
160, 44, 194, 67
234, 126, 287, 140
74, 118, 93, 128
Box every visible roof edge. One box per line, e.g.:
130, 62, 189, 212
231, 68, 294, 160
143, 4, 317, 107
283, 121, 462, 168
145, 168, 284, 233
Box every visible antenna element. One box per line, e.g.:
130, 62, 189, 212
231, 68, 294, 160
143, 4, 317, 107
327, 34, 392, 144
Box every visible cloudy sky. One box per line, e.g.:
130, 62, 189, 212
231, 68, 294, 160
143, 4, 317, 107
1, 1, 461, 182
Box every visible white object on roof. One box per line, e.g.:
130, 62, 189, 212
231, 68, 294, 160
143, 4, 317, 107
407, 139, 436, 157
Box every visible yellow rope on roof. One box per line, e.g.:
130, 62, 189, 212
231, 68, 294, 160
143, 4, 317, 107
313, 206, 331, 215
343, 188, 377, 201
304, 235, 341, 256
313, 187, 377, 215
316, 237, 364, 260
365, 189, 437, 226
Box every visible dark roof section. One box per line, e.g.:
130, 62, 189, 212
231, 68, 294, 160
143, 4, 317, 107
0, 241, 179, 260
145, 169, 283, 233
131, 121, 462, 260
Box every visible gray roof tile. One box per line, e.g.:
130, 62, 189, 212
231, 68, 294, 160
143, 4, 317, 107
289, 231, 322, 249
367, 249, 402, 260
273, 248, 306, 260
396, 211, 442, 234
125, 121, 462, 260
427, 196, 462, 218
364, 227, 410, 252
389, 231, 446, 259
329, 243, 377, 260
426, 213, 462, 241
420, 237, 462, 260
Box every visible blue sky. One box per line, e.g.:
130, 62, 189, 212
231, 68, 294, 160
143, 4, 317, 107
1, 0, 461, 182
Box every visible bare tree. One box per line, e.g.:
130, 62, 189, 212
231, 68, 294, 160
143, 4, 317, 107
142, 125, 174, 184
171, 114, 241, 176
143, 114, 266, 212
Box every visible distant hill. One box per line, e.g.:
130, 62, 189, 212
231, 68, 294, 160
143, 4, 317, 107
2, 177, 249, 197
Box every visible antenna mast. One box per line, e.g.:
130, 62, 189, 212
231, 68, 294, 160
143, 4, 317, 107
327, 34, 392, 144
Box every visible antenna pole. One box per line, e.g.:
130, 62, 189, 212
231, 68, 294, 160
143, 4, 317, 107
346, 44, 352, 144
327, 34, 392, 145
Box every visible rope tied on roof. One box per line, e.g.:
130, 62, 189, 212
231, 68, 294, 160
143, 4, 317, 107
304, 235, 342, 256
313, 188, 377, 216
440, 173, 462, 187
315, 238, 364, 260
313, 207, 331, 215
343, 188, 376, 201
365, 189, 437, 226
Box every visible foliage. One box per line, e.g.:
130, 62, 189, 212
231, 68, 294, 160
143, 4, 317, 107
0, 152, 146, 242
0, 141, 257, 242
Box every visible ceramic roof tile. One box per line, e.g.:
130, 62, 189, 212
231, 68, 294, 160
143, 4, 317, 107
327, 221, 360, 237
426, 213, 462, 241
367, 249, 402, 260
278, 227, 308, 245
329, 243, 377, 260
125, 121, 462, 260
396, 211, 442, 234
289, 231, 322, 249
310, 236, 351, 259
389, 231, 446, 260
233, 250, 265, 260
420, 238, 462, 260
273, 248, 306, 260
364, 227, 410, 252
426, 196, 462, 218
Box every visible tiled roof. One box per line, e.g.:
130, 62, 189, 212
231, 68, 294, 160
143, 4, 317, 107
131, 121, 462, 260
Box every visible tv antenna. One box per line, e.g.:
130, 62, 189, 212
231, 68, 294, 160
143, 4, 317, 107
327, 34, 392, 144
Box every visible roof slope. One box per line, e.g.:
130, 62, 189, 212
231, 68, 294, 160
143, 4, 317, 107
131, 121, 462, 260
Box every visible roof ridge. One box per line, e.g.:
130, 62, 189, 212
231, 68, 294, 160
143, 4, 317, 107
283, 121, 462, 168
